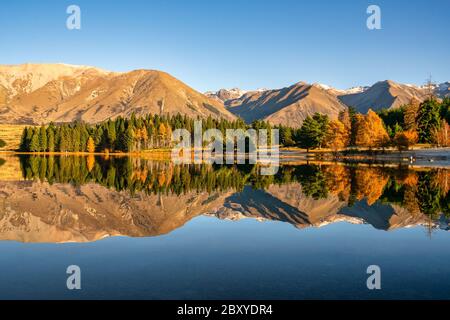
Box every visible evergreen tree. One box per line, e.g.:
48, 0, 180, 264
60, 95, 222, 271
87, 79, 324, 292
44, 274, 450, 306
47, 127, 55, 152
119, 125, 134, 152
19, 127, 31, 151
39, 126, 48, 151
440, 97, 450, 124
417, 99, 441, 143
297, 115, 323, 152
107, 120, 117, 151
29, 128, 40, 152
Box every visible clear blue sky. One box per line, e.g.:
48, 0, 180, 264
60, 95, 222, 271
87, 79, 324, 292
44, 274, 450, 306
1, 0, 449, 92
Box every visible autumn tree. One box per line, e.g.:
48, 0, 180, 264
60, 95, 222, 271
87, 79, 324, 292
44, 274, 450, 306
324, 119, 350, 151
404, 98, 420, 131
87, 136, 96, 153
432, 120, 449, 147
86, 155, 95, 172
393, 130, 418, 151
355, 109, 390, 149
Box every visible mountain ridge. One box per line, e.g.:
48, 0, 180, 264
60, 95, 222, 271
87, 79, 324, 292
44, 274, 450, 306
0, 63, 448, 127
0, 63, 235, 124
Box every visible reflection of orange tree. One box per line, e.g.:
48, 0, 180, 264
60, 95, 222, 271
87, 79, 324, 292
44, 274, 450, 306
323, 165, 351, 201
394, 171, 421, 215
86, 154, 95, 172
399, 172, 419, 187
432, 169, 450, 194
354, 167, 390, 205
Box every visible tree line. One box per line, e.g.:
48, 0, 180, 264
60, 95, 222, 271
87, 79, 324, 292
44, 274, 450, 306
19, 113, 250, 153
19, 155, 449, 219
277, 97, 449, 151
19, 97, 449, 153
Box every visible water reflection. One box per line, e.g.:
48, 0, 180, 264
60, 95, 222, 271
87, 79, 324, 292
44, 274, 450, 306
0, 155, 448, 243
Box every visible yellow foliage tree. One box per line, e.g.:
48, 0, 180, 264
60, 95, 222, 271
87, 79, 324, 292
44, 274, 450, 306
87, 136, 96, 153
432, 120, 449, 147
86, 154, 95, 172
404, 98, 420, 130
393, 129, 418, 151
355, 109, 390, 149
325, 119, 350, 151
158, 123, 167, 147
140, 128, 148, 149
354, 167, 389, 205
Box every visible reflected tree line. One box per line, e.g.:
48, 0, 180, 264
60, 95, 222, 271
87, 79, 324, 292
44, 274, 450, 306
18, 155, 449, 218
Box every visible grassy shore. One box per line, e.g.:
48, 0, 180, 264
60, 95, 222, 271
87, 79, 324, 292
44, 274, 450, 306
0, 124, 26, 151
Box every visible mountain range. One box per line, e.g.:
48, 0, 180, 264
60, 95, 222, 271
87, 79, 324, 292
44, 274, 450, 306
0, 63, 448, 127
0, 63, 234, 124
0, 178, 443, 243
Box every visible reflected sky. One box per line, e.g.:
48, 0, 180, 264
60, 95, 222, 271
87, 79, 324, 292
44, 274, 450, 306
0, 155, 449, 299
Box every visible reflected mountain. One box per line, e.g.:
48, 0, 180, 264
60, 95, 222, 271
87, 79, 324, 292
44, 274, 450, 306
0, 155, 448, 243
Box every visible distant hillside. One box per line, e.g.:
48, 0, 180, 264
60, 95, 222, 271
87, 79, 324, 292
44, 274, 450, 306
226, 82, 347, 127
0, 63, 235, 124
338, 80, 429, 113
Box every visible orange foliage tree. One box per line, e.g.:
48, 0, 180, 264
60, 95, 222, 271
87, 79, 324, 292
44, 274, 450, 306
393, 130, 418, 151
324, 119, 350, 151
355, 109, 390, 149
354, 167, 389, 205
87, 136, 96, 153
432, 120, 449, 147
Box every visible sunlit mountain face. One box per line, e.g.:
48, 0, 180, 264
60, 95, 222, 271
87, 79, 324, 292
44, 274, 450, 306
0, 155, 448, 243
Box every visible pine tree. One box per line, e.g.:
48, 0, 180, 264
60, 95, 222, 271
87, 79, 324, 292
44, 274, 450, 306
47, 127, 55, 152
417, 99, 441, 143
19, 127, 31, 151
39, 126, 48, 152
119, 125, 134, 152
107, 120, 117, 151
29, 128, 40, 152
298, 115, 323, 152
312, 113, 329, 148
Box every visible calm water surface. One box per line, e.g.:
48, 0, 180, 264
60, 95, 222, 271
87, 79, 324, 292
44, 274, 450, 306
0, 155, 449, 299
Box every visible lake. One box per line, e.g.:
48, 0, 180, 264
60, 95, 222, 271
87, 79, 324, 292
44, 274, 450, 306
0, 155, 449, 299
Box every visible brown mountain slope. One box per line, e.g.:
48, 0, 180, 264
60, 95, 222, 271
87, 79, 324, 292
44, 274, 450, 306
0, 64, 235, 124
338, 80, 428, 113
0, 180, 232, 243
226, 82, 347, 127
0, 179, 433, 243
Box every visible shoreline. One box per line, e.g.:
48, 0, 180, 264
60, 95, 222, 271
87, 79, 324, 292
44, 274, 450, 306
1, 147, 449, 168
